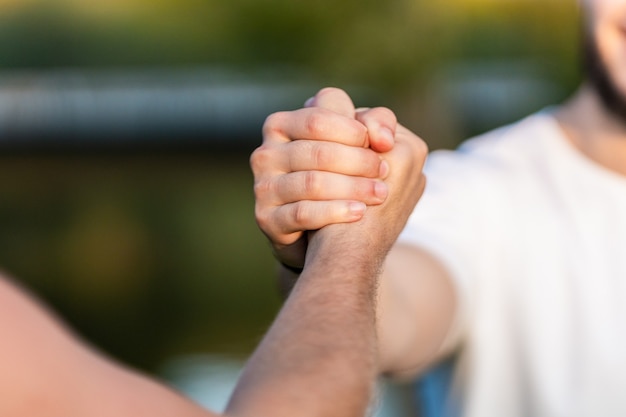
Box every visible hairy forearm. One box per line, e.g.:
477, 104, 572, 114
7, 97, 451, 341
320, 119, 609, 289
227, 226, 382, 417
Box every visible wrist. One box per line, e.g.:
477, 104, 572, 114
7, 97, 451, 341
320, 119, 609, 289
304, 225, 386, 283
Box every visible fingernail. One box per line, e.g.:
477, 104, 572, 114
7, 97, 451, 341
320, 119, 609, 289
374, 181, 388, 201
379, 159, 390, 179
348, 202, 366, 219
304, 96, 315, 107
379, 127, 394, 146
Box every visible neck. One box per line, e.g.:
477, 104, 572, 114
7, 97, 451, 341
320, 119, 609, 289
555, 83, 626, 177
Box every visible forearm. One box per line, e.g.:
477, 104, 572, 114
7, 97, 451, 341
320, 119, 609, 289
375, 245, 457, 378
0, 275, 215, 417
227, 226, 382, 417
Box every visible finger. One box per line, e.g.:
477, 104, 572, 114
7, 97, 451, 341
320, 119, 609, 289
269, 200, 367, 239
395, 124, 429, 170
306, 87, 356, 119
285, 140, 389, 178
266, 171, 389, 206
379, 125, 429, 190
355, 107, 398, 153
272, 235, 308, 269
263, 108, 368, 147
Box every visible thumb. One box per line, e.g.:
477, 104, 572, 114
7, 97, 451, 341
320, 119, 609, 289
355, 107, 397, 153
304, 87, 356, 119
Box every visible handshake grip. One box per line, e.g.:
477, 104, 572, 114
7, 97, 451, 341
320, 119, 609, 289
252, 87, 428, 272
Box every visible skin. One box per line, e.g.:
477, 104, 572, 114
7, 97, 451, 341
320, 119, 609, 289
556, 0, 626, 176
253, 88, 396, 268
4, 1, 626, 415
253, 88, 457, 376
0, 106, 426, 416
254, 0, 626, 379
231, 118, 427, 415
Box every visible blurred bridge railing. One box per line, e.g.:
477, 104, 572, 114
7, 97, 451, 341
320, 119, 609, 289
0, 67, 375, 153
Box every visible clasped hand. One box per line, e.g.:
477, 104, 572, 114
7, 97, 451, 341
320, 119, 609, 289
251, 87, 428, 269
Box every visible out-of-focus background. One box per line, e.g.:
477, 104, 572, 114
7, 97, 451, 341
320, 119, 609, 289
0, 0, 579, 415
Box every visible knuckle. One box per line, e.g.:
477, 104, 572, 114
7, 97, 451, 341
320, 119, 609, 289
254, 205, 271, 231
304, 111, 329, 136
292, 203, 310, 226
310, 142, 333, 168
262, 111, 288, 137
414, 137, 429, 158
303, 171, 322, 196
253, 178, 273, 200
401, 133, 428, 159
256, 207, 294, 246
249, 146, 272, 175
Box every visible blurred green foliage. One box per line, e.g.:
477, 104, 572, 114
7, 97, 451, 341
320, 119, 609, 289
0, 0, 580, 90
0, 154, 280, 370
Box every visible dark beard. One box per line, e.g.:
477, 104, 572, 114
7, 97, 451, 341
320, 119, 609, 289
583, 32, 626, 124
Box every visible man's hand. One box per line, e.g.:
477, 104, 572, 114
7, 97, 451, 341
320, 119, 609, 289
232, 104, 426, 415
306, 122, 428, 273
251, 87, 400, 269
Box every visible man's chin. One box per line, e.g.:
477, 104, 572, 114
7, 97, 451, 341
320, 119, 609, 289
584, 35, 626, 125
